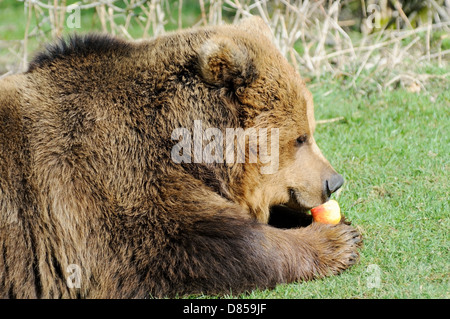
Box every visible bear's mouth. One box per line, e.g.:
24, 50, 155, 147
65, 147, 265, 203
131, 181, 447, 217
267, 188, 313, 229
268, 204, 313, 229
286, 188, 314, 211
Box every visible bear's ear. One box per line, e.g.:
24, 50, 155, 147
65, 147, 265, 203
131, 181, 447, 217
236, 16, 273, 41
198, 36, 257, 90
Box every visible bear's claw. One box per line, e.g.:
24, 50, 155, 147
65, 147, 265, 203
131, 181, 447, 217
308, 222, 363, 276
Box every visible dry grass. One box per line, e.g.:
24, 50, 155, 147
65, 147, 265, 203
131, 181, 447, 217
1, 0, 449, 91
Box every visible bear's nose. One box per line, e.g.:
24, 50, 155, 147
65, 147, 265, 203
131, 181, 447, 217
325, 174, 344, 198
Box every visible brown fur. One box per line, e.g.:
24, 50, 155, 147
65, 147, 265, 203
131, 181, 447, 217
0, 17, 361, 298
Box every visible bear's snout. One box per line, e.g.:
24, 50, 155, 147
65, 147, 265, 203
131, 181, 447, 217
324, 173, 344, 198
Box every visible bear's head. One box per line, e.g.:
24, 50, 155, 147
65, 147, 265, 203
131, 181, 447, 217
197, 17, 344, 223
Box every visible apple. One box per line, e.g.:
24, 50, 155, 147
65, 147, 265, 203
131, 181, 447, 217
310, 199, 341, 224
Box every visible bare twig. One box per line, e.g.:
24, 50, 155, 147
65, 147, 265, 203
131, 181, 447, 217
22, 1, 33, 72
316, 117, 345, 124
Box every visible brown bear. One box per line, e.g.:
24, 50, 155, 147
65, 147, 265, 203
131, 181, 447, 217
0, 16, 361, 298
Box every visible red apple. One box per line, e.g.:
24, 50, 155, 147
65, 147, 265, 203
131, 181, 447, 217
311, 200, 341, 224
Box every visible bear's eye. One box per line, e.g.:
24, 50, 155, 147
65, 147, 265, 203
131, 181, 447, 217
296, 134, 308, 145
